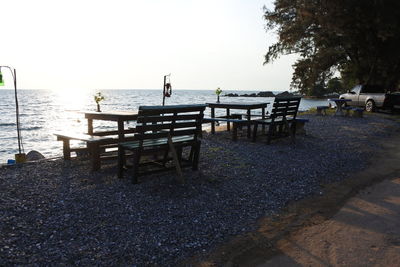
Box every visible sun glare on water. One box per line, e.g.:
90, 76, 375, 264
53, 88, 92, 112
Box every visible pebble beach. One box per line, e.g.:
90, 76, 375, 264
0, 114, 399, 266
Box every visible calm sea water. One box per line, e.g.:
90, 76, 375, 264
0, 89, 329, 163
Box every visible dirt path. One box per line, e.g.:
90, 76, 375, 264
260, 177, 400, 267
193, 132, 400, 267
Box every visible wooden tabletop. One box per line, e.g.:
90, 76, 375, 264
206, 102, 269, 109
84, 110, 138, 121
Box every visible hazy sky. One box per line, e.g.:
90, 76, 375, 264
0, 0, 297, 91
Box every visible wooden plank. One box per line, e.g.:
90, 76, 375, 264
135, 129, 197, 141
202, 118, 249, 123
55, 133, 113, 143
121, 135, 195, 150
138, 114, 201, 123
206, 102, 268, 109
139, 104, 206, 116
91, 129, 136, 136
84, 111, 138, 121
136, 121, 198, 132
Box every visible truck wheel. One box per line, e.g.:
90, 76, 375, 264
365, 100, 375, 112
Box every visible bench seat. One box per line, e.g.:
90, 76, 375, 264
54, 133, 115, 171
202, 117, 255, 141
120, 135, 194, 150
55, 133, 114, 143
341, 106, 364, 117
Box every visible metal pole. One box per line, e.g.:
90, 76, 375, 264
162, 75, 166, 106
13, 69, 22, 154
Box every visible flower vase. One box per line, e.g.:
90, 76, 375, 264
217, 95, 220, 103
97, 103, 101, 112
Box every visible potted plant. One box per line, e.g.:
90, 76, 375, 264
215, 87, 222, 103
94, 92, 105, 112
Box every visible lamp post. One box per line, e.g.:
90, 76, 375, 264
0, 66, 25, 163
162, 74, 171, 106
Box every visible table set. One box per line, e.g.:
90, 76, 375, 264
57, 101, 272, 170
328, 99, 352, 116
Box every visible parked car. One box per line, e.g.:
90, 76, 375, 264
339, 85, 400, 112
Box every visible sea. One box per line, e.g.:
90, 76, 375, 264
0, 89, 329, 163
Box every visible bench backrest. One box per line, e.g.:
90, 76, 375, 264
135, 104, 206, 142
270, 97, 301, 121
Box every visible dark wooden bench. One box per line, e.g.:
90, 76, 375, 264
252, 97, 301, 144
55, 133, 115, 170
342, 106, 364, 117
202, 114, 253, 141
118, 104, 206, 184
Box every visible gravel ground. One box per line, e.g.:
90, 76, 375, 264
0, 114, 399, 266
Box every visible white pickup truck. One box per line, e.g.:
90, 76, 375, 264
339, 85, 400, 112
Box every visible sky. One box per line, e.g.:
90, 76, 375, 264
0, 0, 297, 91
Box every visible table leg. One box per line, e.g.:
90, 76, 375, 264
118, 119, 124, 141
261, 107, 266, 134
88, 143, 101, 171
87, 118, 93, 135
335, 101, 343, 116
211, 107, 215, 134
247, 109, 251, 138
62, 139, 71, 160
226, 108, 230, 131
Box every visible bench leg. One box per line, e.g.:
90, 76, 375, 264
62, 139, 71, 160
252, 123, 259, 142
176, 146, 183, 166
246, 109, 251, 138
131, 151, 141, 184
287, 121, 296, 144
232, 123, 238, 141
88, 143, 101, 171
262, 108, 266, 134
118, 145, 125, 179
211, 108, 216, 134
189, 146, 194, 162
266, 124, 275, 145
162, 148, 170, 166
226, 109, 230, 131
192, 141, 201, 171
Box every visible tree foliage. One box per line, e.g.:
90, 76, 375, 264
264, 0, 400, 95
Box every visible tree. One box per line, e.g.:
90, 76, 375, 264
326, 77, 344, 94
264, 0, 400, 95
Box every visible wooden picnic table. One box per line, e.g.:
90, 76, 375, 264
84, 110, 138, 141
205, 102, 269, 138
328, 99, 352, 116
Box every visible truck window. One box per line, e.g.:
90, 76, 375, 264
351, 85, 361, 94
361, 85, 384, 93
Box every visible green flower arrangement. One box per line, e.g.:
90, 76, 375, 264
215, 87, 222, 103
94, 92, 105, 112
